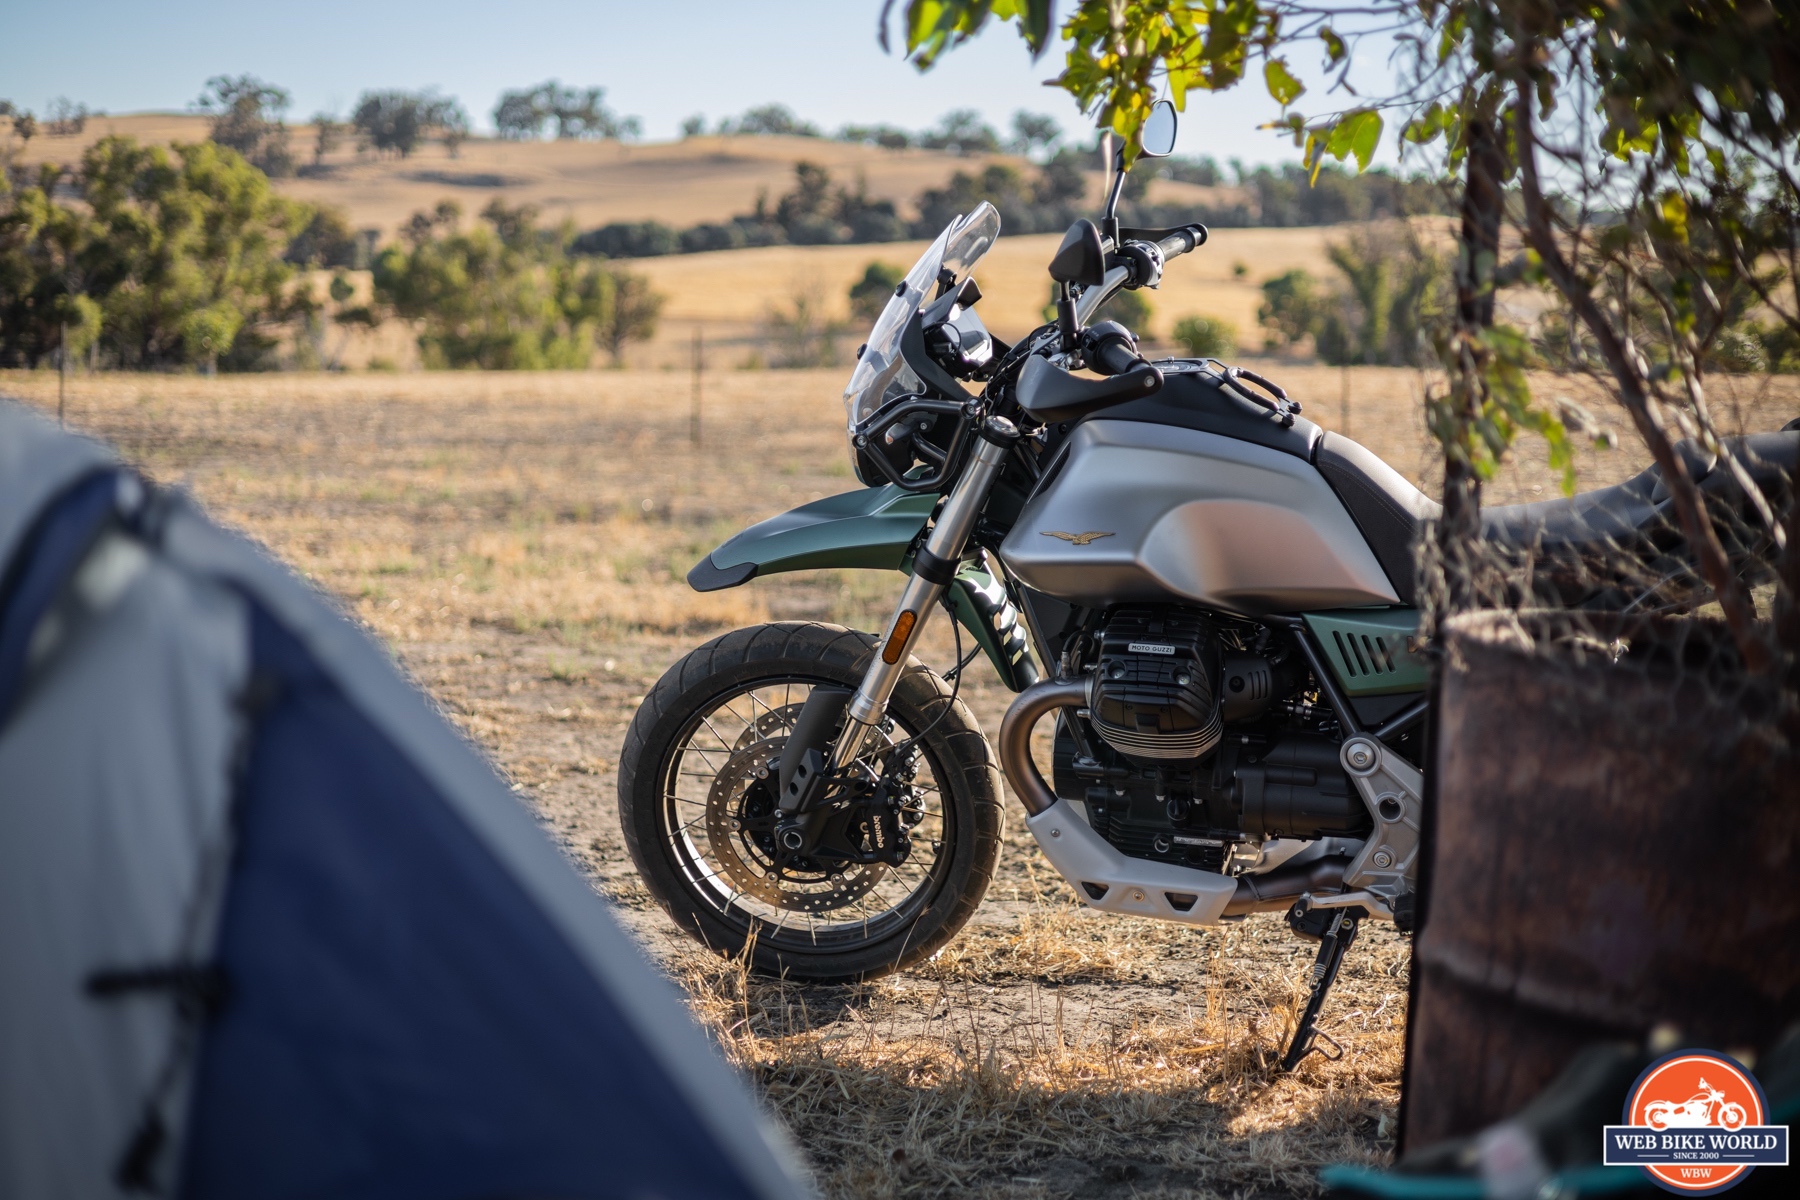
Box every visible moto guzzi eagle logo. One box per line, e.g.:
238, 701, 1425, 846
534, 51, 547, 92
1040, 530, 1114, 546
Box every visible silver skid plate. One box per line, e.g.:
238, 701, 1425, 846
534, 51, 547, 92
1025, 800, 1239, 924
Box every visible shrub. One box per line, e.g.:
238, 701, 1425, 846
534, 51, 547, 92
1095, 287, 1153, 340
1172, 315, 1237, 358
849, 262, 905, 324
572, 222, 681, 258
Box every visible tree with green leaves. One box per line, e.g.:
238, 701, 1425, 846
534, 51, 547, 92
372, 199, 661, 368
887, 0, 1800, 682
2, 136, 305, 370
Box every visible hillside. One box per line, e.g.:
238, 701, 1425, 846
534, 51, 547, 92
7, 112, 1224, 237
627, 226, 1355, 367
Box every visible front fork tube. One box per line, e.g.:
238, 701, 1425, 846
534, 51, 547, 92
833, 417, 1019, 769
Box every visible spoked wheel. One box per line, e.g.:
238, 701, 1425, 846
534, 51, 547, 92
618, 623, 1003, 982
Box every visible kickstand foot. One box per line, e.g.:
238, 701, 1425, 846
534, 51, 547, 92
1280, 905, 1363, 1072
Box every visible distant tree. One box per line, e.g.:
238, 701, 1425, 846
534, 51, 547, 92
493, 88, 547, 140
11, 111, 35, 147
310, 113, 344, 166
1034, 147, 1087, 205
920, 109, 1000, 155
775, 161, 834, 228
595, 270, 663, 363
195, 75, 294, 176
1009, 111, 1061, 158
495, 82, 640, 141
353, 90, 466, 158
837, 124, 912, 150
849, 262, 904, 323
44, 98, 90, 137
1162, 155, 1221, 187
1257, 269, 1324, 352
439, 106, 470, 157
724, 104, 819, 137
680, 114, 706, 139
0, 101, 14, 117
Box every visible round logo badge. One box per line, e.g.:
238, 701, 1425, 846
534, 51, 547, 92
1621, 1051, 1773, 1194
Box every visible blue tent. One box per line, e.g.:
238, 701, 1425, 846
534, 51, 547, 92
0, 400, 810, 1200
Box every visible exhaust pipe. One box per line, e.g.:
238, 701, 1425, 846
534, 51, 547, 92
1223, 856, 1350, 916
997, 677, 1088, 816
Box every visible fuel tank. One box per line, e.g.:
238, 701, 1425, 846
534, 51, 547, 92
999, 419, 1399, 613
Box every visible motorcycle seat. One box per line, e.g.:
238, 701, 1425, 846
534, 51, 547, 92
1313, 428, 1800, 607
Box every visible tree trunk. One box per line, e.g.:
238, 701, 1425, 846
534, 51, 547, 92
1434, 107, 1506, 613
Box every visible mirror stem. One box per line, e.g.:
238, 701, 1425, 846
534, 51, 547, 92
1102, 144, 1126, 246
1055, 282, 1080, 345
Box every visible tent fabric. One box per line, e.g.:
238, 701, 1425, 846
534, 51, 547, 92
0, 504, 248, 1199
0, 400, 810, 1200
180, 605, 770, 1199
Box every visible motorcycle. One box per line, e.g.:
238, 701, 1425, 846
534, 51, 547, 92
618, 100, 1800, 1066
1645, 1083, 1749, 1131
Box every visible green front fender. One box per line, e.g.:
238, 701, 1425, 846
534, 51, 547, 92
687, 484, 1040, 692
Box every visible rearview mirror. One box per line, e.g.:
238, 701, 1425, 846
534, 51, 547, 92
1048, 219, 1106, 287
1140, 100, 1177, 158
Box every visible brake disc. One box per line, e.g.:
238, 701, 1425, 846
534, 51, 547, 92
701, 736, 887, 914
733, 703, 804, 750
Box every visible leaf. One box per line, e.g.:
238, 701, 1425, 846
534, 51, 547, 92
1326, 109, 1383, 173
1660, 190, 1689, 243
1320, 27, 1346, 65
1264, 58, 1304, 108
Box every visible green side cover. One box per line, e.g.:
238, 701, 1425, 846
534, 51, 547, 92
1302, 608, 1428, 697
701, 485, 1039, 691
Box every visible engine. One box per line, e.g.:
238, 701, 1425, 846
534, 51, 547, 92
1055, 605, 1370, 872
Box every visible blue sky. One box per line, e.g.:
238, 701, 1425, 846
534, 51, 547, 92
1, 0, 1404, 167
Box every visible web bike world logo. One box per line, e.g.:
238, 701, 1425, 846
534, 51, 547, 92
1604, 1050, 1789, 1194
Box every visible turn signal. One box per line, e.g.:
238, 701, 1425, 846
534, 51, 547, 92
882, 610, 917, 663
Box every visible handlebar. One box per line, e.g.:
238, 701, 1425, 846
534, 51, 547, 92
1093, 334, 1147, 377
1156, 224, 1208, 260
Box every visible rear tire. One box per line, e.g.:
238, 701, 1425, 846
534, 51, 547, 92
618, 622, 1003, 982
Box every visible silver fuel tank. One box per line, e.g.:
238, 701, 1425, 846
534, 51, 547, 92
999, 419, 1399, 613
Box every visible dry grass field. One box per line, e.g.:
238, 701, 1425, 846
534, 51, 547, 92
5, 366, 1795, 1198
628, 225, 1363, 369
9, 113, 1218, 237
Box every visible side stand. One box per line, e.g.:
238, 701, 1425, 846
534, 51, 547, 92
1280, 904, 1364, 1071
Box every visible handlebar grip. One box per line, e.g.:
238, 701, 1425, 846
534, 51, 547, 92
1094, 337, 1146, 377
1157, 224, 1209, 260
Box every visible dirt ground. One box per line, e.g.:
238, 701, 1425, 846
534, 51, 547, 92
6, 366, 1795, 1198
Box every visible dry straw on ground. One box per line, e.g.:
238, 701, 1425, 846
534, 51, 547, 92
6, 367, 1793, 1197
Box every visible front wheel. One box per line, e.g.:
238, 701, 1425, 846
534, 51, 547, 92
617, 622, 1004, 982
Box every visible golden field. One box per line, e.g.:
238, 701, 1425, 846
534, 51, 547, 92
6, 366, 1794, 1197
10, 112, 1220, 237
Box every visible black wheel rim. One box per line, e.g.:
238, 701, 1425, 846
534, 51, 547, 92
658, 675, 955, 954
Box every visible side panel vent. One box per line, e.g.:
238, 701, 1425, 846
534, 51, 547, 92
1305, 610, 1430, 697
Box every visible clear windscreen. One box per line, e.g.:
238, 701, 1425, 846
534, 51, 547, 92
842, 202, 1001, 436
